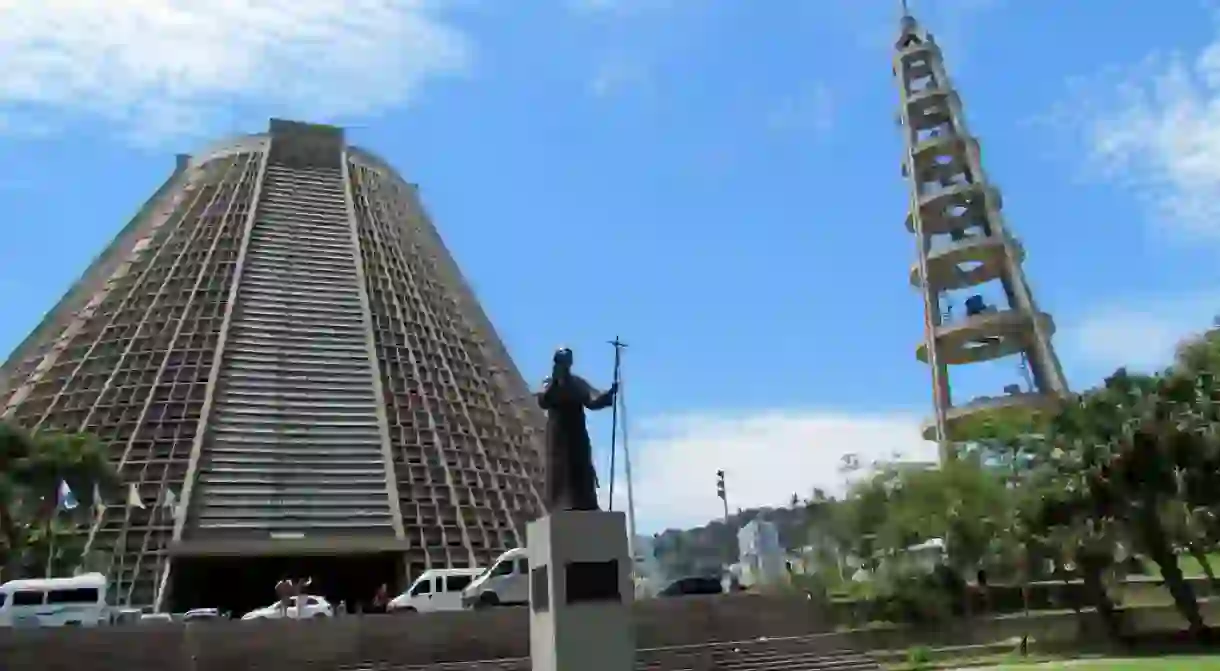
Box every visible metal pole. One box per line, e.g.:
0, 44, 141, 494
45, 492, 62, 577
606, 337, 624, 511
619, 349, 638, 577
44, 521, 56, 577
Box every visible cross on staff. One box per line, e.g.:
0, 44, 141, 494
607, 336, 628, 511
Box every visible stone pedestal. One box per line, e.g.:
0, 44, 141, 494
527, 510, 635, 671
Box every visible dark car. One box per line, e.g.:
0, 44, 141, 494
657, 576, 723, 598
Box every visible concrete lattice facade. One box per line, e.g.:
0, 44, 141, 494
0, 119, 545, 609
894, 9, 1069, 455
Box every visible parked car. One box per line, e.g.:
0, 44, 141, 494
112, 607, 143, 625
240, 595, 333, 620
183, 607, 222, 622
657, 576, 723, 598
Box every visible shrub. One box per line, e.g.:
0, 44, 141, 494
866, 565, 954, 626
906, 645, 933, 670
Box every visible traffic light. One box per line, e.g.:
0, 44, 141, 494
716, 470, 726, 500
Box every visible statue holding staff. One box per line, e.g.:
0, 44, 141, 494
536, 347, 617, 512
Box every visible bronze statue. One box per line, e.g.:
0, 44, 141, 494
536, 347, 617, 512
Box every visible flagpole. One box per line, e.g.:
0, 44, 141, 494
153, 489, 178, 612
619, 348, 638, 580
46, 481, 75, 577
112, 484, 143, 606
46, 485, 61, 577
81, 485, 106, 576
44, 514, 57, 578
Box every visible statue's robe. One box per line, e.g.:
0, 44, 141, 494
536, 374, 614, 512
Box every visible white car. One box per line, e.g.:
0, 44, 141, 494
240, 595, 333, 621
183, 608, 222, 622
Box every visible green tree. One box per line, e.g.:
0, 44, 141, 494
799, 488, 851, 586
1016, 411, 1128, 641
1010, 368, 1216, 641
1164, 323, 1220, 586
0, 421, 119, 579
1101, 369, 1211, 639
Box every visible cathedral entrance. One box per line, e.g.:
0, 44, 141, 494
169, 552, 403, 618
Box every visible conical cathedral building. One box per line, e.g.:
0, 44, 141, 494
0, 119, 546, 612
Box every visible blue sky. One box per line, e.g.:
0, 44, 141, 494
1, 0, 1219, 532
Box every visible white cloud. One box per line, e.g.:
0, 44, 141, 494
0, 0, 472, 143
572, 0, 620, 11
1063, 292, 1220, 373
570, 0, 688, 16
766, 84, 835, 136
602, 409, 936, 532
1046, 10, 1220, 240
588, 58, 650, 98
570, 0, 689, 97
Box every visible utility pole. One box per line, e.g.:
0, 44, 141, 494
716, 470, 729, 522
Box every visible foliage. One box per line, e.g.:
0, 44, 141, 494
801, 320, 1220, 642
906, 645, 933, 671
870, 562, 956, 625
0, 421, 119, 580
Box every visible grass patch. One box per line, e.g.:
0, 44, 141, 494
994, 656, 1220, 670
1142, 555, 1219, 580
883, 651, 1066, 670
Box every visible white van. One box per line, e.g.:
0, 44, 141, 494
0, 573, 109, 628
388, 568, 483, 613
462, 548, 529, 609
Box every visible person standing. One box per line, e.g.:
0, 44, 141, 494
371, 584, 389, 614
275, 577, 292, 618
292, 577, 312, 617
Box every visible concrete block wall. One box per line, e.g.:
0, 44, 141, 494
2, 597, 1215, 671
0, 593, 832, 671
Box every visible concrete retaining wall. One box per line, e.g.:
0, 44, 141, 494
4, 595, 1216, 671
0, 593, 831, 671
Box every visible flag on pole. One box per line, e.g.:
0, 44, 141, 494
58, 481, 79, 511
92, 484, 106, 515
163, 489, 180, 520
126, 484, 146, 510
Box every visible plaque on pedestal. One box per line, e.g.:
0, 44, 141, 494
527, 510, 634, 671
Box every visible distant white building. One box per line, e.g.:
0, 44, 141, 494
786, 545, 821, 576
853, 537, 947, 583
632, 535, 663, 597
880, 537, 945, 575
737, 519, 786, 587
